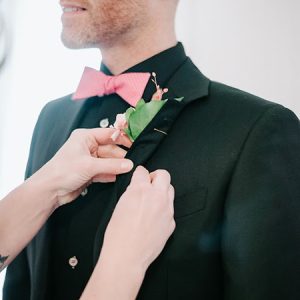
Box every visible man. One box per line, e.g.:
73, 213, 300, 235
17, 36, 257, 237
4, 0, 300, 299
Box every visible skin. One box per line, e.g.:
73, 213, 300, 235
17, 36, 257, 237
1, 0, 179, 297
68, 1, 180, 295
81, 166, 175, 300
0, 128, 175, 300
0, 128, 133, 270
60, 0, 179, 74
59, 0, 180, 298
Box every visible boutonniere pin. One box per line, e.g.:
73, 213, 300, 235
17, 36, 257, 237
111, 73, 183, 142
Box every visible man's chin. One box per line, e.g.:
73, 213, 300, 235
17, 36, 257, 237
61, 33, 97, 49
61, 35, 84, 49
60, 30, 114, 49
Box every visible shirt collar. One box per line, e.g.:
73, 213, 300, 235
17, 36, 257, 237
100, 42, 188, 101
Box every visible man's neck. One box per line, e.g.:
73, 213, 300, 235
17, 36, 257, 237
100, 27, 177, 75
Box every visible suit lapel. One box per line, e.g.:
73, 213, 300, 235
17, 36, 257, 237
115, 58, 210, 199
93, 58, 210, 261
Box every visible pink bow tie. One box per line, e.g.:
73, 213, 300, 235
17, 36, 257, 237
72, 67, 151, 107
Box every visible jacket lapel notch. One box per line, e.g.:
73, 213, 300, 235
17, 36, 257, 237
113, 59, 210, 199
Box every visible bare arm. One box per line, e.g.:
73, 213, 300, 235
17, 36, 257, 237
0, 128, 133, 271
0, 130, 175, 300
0, 171, 57, 271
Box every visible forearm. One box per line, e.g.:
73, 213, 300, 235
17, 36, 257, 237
0, 168, 57, 271
81, 166, 175, 300
80, 252, 146, 300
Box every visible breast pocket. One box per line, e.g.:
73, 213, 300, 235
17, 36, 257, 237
174, 186, 208, 219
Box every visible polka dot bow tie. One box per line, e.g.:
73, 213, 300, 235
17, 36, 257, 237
72, 67, 151, 107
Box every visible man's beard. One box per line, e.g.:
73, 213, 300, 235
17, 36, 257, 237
61, 0, 146, 49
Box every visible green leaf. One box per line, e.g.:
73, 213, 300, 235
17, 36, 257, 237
174, 97, 184, 102
129, 99, 167, 140
124, 127, 134, 142
135, 99, 146, 111
125, 107, 135, 122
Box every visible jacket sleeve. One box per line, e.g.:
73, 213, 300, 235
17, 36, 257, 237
222, 105, 300, 299
2, 249, 31, 299
2, 105, 48, 300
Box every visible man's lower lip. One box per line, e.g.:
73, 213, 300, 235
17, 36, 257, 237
62, 9, 86, 17
63, 11, 85, 15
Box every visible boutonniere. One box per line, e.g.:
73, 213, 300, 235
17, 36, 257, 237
111, 73, 183, 142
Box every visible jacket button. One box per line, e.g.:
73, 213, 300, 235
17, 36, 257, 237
99, 118, 109, 128
69, 256, 78, 269
81, 188, 88, 197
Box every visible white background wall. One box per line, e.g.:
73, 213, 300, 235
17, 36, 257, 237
0, 0, 299, 297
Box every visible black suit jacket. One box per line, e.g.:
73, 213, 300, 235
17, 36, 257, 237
3, 58, 300, 299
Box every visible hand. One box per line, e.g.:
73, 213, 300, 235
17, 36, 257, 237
100, 166, 175, 273
33, 128, 133, 206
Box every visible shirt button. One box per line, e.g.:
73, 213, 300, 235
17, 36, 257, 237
81, 188, 88, 197
99, 118, 109, 128
69, 256, 78, 269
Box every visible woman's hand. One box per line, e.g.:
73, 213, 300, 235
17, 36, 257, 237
31, 128, 133, 207
0, 127, 133, 272
101, 166, 175, 271
80, 166, 175, 299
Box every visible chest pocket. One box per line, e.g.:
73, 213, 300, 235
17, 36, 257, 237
174, 186, 207, 219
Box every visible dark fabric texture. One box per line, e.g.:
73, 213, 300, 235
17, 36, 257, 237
3, 43, 300, 300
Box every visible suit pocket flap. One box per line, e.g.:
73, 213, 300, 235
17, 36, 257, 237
174, 186, 207, 219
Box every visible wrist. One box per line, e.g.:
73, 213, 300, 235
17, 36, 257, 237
26, 164, 60, 211
100, 236, 150, 274
94, 251, 146, 299
81, 251, 146, 300
98, 248, 147, 281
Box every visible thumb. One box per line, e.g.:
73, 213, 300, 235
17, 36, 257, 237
88, 157, 134, 177
130, 165, 151, 185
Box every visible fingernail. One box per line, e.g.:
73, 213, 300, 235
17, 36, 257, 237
121, 160, 133, 170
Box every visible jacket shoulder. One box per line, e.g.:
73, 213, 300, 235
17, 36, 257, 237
207, 81, 298, 125
41, 94, 76, 115
209, 81, 276, 111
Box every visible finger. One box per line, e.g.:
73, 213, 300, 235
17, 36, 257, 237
97, 144, 127, 159
168, 185, 175, 216
114, 133, 133, 149
89, 157, 133, 177
92, 174, 117, 183
150, 169, 171, 189
168, 185, 175, 202
169, 220, 176, 235
86, 128, 132, 148
130, 166, 151, 185
87, 128, 120, 145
